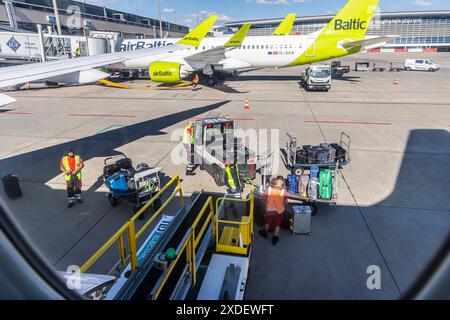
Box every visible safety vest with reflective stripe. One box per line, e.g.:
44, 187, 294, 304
61, 156, 82, 181
183, 125, 195, 144
225, 165, 240, 191
266, 187, 286, 214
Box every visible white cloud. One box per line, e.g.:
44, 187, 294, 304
163, 8, 176, 13
412, 0, 432, 6
218, 14, 231, 21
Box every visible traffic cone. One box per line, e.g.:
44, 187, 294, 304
244, 98, 251, 110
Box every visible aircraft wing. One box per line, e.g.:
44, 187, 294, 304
184, 24, 251, 68
0, 16, 219, 106
342, 35, 398, 50
0, 46, 184, 89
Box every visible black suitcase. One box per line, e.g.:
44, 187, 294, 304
2, 174, 23, 199
315, 147, 328, 164
320, 143, 337, 163
296, 149, 308, 164
116, 157, 133, 170
303, 145, 318, 164
330, 143, 347, 162
103, 163, 120, 178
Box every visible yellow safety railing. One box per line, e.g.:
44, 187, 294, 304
152, 196, 214, 300
215, 185, 254, 256
80, 175, 184, 273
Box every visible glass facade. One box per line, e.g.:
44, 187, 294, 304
226, 12, 450, 47
2, 0, 189, 34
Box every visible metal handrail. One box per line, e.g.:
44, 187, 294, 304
215, 186, 255, 254
152, 196, 214, 299
80, 175, 183, 273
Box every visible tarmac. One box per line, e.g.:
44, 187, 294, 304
0, 52, 450, 299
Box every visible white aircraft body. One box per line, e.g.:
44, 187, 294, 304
0, 0, 393, 106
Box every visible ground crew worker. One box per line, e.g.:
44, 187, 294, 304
183, 121, 195, 176
75, 46, 81, 58
60, 149, 84, 208
258, 176, 287, 246
192, 74, 200, 88
224, 162, 243, 197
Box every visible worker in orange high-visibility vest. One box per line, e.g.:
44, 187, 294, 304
192, 74, 200, 88
258, 176, 288, 246
60, 149, 84, 208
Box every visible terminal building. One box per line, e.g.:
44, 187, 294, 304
224, 11, 450, 52
0, 0, 189, 38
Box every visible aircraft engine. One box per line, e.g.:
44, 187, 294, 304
149, 61, 188, 83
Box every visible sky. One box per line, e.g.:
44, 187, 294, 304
80, 0, 450, 27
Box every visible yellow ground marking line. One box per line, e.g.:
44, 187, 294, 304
98, 79, 195, 90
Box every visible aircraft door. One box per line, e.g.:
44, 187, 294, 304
306, 37, 315, 57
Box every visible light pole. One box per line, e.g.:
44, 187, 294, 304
51, 0, 62, 35
157, 0, 163, 38
196, 0, 199, 24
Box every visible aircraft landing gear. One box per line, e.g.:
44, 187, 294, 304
207, 76, 217, 87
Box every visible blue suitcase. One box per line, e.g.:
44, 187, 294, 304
108, 173, 129, 193
286, 174, 299, 194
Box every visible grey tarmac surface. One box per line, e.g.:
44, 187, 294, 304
1, 52, 449, 299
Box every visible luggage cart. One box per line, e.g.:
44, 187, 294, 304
283, 132, 351, 176
278, 132, 351, 215
102, 154, 163, 216
255, 167, 341, 216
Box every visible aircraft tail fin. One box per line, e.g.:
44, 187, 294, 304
224, 24, 251, 47
323, 0, 380, 40
272, 13, 296, 36
177, 15, 219, 47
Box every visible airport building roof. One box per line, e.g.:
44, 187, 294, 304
224, 11, 450, 27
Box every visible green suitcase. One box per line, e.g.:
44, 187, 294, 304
319, 169, 333, 199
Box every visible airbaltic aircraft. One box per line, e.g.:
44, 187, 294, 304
0, 0, 391, 105
111, 0, 393, 86
119, 13, 297, 52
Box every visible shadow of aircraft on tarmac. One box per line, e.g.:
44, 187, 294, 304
0, 101, 229, 184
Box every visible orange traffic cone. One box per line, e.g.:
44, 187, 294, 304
244, 98, 251, 110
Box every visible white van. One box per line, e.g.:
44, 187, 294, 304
404, 59, 440, 72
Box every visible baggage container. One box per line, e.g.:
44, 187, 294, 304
2, 174, 22, 199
